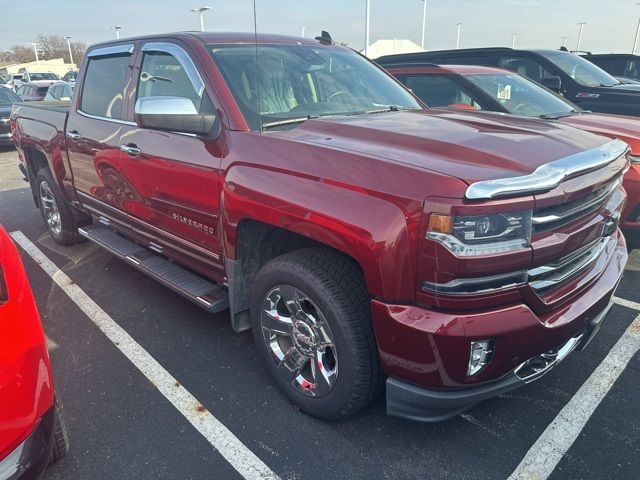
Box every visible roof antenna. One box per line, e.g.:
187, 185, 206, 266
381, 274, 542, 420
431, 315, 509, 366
253, 0, 262, 134
315, 31, 334, 45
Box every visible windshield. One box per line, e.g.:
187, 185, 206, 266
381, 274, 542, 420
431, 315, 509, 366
0, 88, 20, 105
538, 51, 619, 87
29, 72, 60, 81
209, 44, 420, 130
467, 73, 576, 118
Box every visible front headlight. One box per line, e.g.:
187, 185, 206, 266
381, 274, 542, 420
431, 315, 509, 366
427, 211, 532, 256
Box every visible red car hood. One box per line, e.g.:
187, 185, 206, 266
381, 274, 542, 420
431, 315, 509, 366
559, 112, 640, 155
280, 109, 612, 185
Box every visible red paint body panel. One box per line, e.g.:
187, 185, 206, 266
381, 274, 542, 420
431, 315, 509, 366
0, 226, 54, 460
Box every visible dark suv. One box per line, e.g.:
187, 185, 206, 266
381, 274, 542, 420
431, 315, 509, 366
377, 47, 640, 117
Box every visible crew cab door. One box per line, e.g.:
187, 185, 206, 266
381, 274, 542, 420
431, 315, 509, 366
66, 43, 136, 209
116, 40, 224, 273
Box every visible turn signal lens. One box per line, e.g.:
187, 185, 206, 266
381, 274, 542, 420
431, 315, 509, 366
467, 340, 495, 376
427, 214, 453, 234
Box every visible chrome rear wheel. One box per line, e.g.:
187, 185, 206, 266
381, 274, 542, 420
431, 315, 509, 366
39, 180, 62, 235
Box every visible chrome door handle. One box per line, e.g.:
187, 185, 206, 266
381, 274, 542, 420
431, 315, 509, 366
66, 131, 81, 141
120, 144, 142, 157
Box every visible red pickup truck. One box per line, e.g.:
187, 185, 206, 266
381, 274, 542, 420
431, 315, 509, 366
11, 32, 629, 422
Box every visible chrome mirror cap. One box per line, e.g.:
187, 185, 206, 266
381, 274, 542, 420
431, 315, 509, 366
134, 96, 198, 116
134, 96, 215, 136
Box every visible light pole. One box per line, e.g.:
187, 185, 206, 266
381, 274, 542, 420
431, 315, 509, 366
633, 3, 640, 54
456, 22, 462, 49
421, 0, 427, 51
561, 36, 569, 48
64, 36, 74, 66
576, 22, 586, 51
25, 43, 39, 63
364, 0, 371, 57
113, 25, 123, 39
190, 6, 211, 32
511, 32, 518, 49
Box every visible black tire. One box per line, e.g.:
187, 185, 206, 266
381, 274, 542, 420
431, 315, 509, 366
623, 229, 640, 252
250, 247, 383, 420
35, 168, 83, 245
51, 399, 69, 463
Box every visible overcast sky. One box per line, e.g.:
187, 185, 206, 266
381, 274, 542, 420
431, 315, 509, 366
2, 0, 639, 54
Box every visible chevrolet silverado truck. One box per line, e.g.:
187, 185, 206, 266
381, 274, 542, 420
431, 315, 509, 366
11, 32, 629, 422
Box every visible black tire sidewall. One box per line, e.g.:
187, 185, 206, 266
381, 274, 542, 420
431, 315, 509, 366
250, 259, 363, 419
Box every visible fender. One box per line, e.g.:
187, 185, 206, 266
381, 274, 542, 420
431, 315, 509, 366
221, 164, 422, 301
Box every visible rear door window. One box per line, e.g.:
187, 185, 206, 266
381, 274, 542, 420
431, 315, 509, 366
80, 54, 130, 119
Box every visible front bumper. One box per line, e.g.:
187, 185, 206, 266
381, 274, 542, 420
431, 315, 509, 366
386, 302, 612, 422
0, 406, 54, 480
373, 230, 627, 422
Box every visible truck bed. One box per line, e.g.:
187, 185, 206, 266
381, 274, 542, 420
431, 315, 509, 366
11, 101, 70, 134
11, 101, 70, 153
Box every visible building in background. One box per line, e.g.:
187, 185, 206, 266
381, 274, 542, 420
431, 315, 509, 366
361, 38, 422, 58
0, 58, 76, 77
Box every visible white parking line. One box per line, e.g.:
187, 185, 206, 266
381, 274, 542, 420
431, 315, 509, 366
10, 231, 280, 480
613, 295, 640, 312
509, 311, 640, 480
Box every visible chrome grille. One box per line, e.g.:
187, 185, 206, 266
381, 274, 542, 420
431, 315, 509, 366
527, 236, 612, 293
532, 178, 621, 233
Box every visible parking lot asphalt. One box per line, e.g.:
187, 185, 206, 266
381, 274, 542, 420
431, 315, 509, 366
0, 146, 639, 480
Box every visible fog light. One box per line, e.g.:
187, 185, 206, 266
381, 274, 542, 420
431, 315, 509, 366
467, 340, 495, 376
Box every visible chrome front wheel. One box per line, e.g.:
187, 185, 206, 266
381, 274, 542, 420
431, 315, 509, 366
261, 285, 338, 398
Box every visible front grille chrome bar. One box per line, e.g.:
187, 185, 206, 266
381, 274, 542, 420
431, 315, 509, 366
465, 139, 628, 200
422, 236, 613, 296
532, 178, 621, 227
528, 237, 612, 293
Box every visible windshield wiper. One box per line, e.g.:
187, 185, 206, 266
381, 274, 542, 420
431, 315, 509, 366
261, 114, 319, 129
538, 109, 581, 120
363, 105, 406, 114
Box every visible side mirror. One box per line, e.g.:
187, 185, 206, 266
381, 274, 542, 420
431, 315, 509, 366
134, 96, 216, 136
540, 76, 562, 93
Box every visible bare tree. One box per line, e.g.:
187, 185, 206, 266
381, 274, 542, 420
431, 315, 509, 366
0, 35, 86, 65
0, 45, 36, 64
37, 35, 86, 65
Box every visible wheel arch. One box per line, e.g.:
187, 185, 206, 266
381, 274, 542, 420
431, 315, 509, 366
220, 167, 419, 331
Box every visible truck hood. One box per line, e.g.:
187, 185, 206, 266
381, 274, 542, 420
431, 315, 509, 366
277, 109, 611, 185
559, 112, 640, 155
